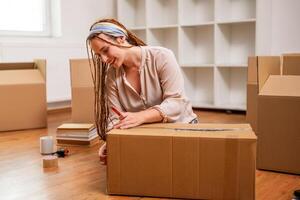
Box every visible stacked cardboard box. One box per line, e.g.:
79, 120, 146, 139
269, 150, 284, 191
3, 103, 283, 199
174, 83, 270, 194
107, 123, 257, 199
247, 55, 300, 174
246, 56, 280, 134
0, 60, 47, 132
56, 123, 99, 146
70, 59, 94, 123
257, 55, 300, 174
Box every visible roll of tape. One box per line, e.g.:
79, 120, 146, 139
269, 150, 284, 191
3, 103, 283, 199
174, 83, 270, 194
40, 136, 55, 155
42, 155, 58, 168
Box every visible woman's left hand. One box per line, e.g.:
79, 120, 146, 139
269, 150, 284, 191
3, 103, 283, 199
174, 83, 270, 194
114, 111, 145, 129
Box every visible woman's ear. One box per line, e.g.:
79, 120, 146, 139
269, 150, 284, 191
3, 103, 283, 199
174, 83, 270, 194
116, 36, 126, 44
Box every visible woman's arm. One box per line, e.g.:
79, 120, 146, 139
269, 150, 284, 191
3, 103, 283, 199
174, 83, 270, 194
114, 108, 162, 129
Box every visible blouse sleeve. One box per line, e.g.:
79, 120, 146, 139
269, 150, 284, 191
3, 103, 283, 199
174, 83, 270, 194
106, 67, 124, 129
151, 48, 188, 122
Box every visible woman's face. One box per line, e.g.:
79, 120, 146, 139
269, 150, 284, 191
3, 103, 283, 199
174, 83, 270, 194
90, 33, 126, 68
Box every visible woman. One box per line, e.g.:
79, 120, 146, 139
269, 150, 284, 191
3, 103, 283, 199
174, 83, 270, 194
86, 19, 198, 165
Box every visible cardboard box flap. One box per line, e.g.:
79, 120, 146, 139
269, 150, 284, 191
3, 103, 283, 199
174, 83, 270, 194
0, 62, 35, 70
260, 75, 300, 97
139, 123, 252, 130
0, 69, 45, 85
70, 59, 94, 88
34, 59, 47, 80
108, 123, 256, 140
257, 56, 280, 92
248, 57, 258, 83
282, 55, 300, 75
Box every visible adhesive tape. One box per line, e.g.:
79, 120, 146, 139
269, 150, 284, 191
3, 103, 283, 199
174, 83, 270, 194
40, 136, 55, 155
42, 155, 58, 168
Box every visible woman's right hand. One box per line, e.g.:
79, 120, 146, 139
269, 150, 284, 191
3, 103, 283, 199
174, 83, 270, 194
99, 142, 107, 165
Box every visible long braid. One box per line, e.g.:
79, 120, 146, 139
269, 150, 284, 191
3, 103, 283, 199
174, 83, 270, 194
86, 18, 146, 141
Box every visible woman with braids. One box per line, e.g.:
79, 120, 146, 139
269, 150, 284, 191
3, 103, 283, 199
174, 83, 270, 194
86, 19, 198, 165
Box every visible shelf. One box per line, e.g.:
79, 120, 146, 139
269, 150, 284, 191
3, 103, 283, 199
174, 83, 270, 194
215, 0, 256, 21
118, 0, 256, 111
181, 68, 214, 108
180, 63, 214, 68
212, 104, 246, 111
190, 101, 215, 109
215, 22, 255, 65
117, 0, 146, 28
214, 67, 247, 110
181, 21, 215, 27
148, 27, 178, 58
147, 0, 178, 27
216, 63, 247, 68
131, 29, 147, 43
179, 0, 214, 25
179, 25, 214, 65
216, 18, 256, 25
148, 24, 178, 29
129, 26, 146, 31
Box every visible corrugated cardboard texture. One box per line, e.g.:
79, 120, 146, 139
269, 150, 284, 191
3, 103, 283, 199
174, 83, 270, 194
34, 59, 47, 80
0, 70, 44, 85
257, 56, 280, 92
70, 59, 95, 123
0, 62, 34, 70
248, 57, 258, 84
258, 96, 300, 174
107, 123, 256, 199
282, 55, 300, 75
70, 59, 94, 88
0, 83, 46, 131
257, 73, 300, 174
0, 62, 47, 132
71, 87, 94, 123
260, 75, 300, 97
246, 83, 258, 134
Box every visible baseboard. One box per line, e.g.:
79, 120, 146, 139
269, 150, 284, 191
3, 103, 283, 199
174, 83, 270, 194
47, 100, 71, 114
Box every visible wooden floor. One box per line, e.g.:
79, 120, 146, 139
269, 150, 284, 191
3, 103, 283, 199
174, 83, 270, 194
0, 109, 299, 200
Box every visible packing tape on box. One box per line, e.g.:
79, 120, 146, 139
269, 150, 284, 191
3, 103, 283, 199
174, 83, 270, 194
40, 136, 55, 155
42, 155, 58, 168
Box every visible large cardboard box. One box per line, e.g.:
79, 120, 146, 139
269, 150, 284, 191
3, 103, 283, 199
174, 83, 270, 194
258, 68, 300, 174
0, 60, 47, 132
70, 59, 95, 123
282, 54, 300, 75
107, 123, 257, 199
246, 56, 280, 134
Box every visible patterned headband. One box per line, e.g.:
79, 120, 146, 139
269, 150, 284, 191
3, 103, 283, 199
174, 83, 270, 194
88, 22, 128, 39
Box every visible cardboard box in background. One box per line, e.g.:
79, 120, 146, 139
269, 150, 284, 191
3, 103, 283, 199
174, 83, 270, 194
107, 123, 257, 200
246, 56, 280, 134
257, 55, 300, 174
282, 54, 300, 75
0, 60, 47, 132
70, 59, 95, 123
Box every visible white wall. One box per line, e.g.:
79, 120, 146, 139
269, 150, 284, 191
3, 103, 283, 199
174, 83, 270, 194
257, 0, 300, 55
0, 0, 116, 102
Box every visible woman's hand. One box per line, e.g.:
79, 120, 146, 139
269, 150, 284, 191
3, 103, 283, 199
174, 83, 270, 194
98, 142, 107, 165
114, 111, 146, 129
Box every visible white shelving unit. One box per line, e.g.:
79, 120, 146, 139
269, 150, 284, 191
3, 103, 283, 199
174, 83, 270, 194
117, 0, 256, 111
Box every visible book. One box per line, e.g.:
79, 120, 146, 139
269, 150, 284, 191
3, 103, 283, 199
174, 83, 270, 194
57, 136, 99, 146
56, 128, 97, 137
56, 123, 99, 146
57, 123, 95, 131
56, 132, 98, 141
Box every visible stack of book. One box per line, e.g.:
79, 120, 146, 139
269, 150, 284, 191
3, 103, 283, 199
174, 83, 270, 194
56, 123, 99, 146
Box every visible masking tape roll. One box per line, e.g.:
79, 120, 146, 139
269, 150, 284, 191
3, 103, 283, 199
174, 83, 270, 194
43, 155, 58, 168
40, 136, 55, 154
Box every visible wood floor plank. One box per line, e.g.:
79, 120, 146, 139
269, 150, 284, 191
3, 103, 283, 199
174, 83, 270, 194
0, 109, 299, 200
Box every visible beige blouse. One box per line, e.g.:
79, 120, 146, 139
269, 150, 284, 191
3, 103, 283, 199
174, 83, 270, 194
106, 46, 197, 125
